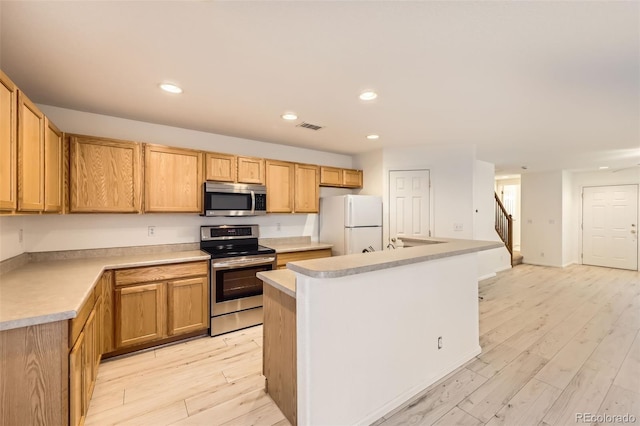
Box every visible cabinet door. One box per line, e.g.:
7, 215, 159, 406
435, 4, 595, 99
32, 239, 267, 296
115, 283, 165, 348
83, 309, 96, 408
69, 331, 85, 426
94, 296, 103, 374
17, 91, 44, 211
237, 156, 265, 184
294, 164, 319, 213
101, 271, 115, 354
43, 118, 63, 212
319, 166, 342, 187
266, 160, 294, 213
343, 169, 363, 188
167, 276, 208, 336
70, 135, 142, 212
145, 145, 203, 212
0, 70, 17, 211
204, 152, 236, 182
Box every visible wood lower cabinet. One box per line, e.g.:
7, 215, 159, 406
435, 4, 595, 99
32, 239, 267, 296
145, 144, 203, 213
266, 160, 294, 213
114, 261, 209, 350
69, 135, 142, 213
167, 276, 208, 336
263, 283, 297, 425
116, 283, 165, 347
294, 163, 319, 213
237, 156, 264, 184
0, 70, 18, 211
17, 91, 45, 211
69, 285, 104, 426
276, 248, 332, 269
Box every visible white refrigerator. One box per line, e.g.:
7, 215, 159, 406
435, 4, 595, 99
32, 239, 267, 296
319, 195, 383, 256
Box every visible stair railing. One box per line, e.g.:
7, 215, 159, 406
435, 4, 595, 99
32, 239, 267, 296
494, 192, 514, 265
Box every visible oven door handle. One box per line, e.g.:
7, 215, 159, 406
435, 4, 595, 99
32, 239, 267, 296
212, 256, 276, 269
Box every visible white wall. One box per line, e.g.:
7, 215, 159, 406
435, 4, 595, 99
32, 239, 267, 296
2, 106, 355, 257
521, 171, 564, 267
570, 168, 640, 267
376, 144, 476, 245
295, 253, 480, 425
353, 149, 384, 197
0, 216, 26, 261
474, 160, 511, 278
561, 171, 573, 266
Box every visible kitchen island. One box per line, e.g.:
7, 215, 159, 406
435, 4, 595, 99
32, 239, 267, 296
258, 238, 502, 426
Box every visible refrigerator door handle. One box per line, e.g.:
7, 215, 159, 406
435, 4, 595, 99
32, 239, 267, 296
347, 197, 353, 225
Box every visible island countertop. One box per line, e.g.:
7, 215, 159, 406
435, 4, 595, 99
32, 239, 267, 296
286, 238, 503, 279
0, 250, 210, 331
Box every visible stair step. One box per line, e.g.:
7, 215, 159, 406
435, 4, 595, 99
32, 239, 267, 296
512, 251, 523, 266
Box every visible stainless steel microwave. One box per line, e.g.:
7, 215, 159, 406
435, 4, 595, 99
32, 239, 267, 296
202, 182, 267, 216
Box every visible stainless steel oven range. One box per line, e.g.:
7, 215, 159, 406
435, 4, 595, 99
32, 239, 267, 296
200, 225, 276, 336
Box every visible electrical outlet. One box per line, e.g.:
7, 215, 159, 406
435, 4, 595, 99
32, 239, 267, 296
276, 223, 281, 232
454, 223, 463, 232
437, 336, 443, 350
18, 229, 23, 243
540, 252, 544, 257
148, 226, 156, 237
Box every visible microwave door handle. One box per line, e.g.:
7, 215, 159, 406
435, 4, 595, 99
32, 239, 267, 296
250, 190, 256, 215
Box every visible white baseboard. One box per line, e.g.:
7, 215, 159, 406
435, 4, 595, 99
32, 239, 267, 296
478, 272, 497, 281
355, 345, 482, 426
495, 264, 512, 273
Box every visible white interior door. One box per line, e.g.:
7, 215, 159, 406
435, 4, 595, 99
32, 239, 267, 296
583, 185, 638, 270
389, 170, 430, 244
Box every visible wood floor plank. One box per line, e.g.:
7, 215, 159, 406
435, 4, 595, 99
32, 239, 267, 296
613, 332, 640, 393
458, 350, 548, 423
185, 373, 266, 416
219, 399, 287, 426
485, 378, 561, 426
172, 388, 272, 426
380, 368, 487, 425
595, 384, 640, 426
432, 407, 483, 426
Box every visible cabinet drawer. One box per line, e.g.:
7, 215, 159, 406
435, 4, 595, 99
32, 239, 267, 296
276, 248, 332, 269
115, 261, 208, 287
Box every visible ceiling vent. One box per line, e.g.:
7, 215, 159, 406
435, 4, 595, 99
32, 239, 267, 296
297, 122, 324, 131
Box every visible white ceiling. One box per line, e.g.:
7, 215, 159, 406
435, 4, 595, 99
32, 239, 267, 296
1, 1, 638, 174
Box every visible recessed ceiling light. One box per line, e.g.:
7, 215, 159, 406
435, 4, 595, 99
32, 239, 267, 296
599, 166, 609, 170
359, 91, 378, 101
366, 134, 380, 140
159, 83, 183, 94
281, 113, 298, 120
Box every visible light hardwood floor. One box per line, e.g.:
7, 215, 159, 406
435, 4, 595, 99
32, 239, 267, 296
86, 264, 639, 426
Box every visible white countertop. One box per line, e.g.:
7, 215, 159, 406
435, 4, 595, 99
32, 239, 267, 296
0, 250, 210, 331
260, 236, 332, 254
286, 238, 503, 279
257, 269, 296, 298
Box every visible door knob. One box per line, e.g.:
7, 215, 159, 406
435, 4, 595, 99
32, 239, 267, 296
391, 237, 396, 242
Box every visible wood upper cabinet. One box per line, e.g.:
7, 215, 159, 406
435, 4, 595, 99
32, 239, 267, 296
17, 91, 45, 211
204, 152, 236, 182
319, 166, 363, 188
44, 118, 63, 212
0, 70, 18, 211
145, 144, 203, 212
237, 156, 265, 184
266, 160, 294, 213
69, 135, 142, 213
167, 276, 208, 336
319, 166, 342, 187
294, 163, 319, 213
343, 169, 363, 188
